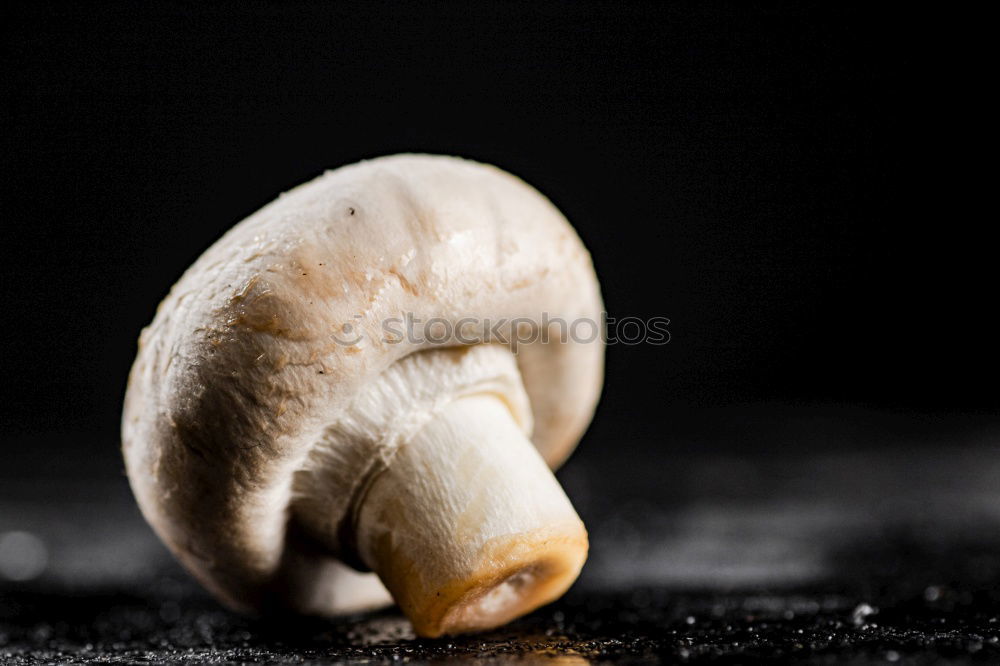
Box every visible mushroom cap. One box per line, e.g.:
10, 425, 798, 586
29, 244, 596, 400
122, 154, 604, 612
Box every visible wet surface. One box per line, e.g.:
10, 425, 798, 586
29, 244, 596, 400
3, 405, 1000, 663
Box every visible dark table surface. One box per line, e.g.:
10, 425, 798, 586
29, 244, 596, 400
4, 404, 1000, 664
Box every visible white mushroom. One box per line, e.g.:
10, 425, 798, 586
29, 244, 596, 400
122, 154, 604, 637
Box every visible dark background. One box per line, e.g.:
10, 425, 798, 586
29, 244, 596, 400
4, 3, 1000, 663
3, 1, 994, 446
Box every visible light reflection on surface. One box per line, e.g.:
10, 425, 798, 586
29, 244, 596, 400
4, 410, 1000, 662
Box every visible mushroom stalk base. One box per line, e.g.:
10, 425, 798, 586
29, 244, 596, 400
354, 393, 588, 637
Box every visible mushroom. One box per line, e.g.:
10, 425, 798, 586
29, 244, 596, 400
122, 154, 604, 637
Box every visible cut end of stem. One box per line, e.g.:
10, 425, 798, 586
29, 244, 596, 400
426, 524, 588, 637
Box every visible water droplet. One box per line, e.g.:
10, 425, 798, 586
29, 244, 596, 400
851, 602, 878, 627
0, 531, 48, 581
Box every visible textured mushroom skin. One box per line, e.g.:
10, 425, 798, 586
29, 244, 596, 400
122, 154, 604, 614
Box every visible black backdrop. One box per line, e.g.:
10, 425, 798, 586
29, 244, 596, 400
2, 1, 994, 445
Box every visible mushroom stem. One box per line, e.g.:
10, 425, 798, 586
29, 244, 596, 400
354, 393, 588, 637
